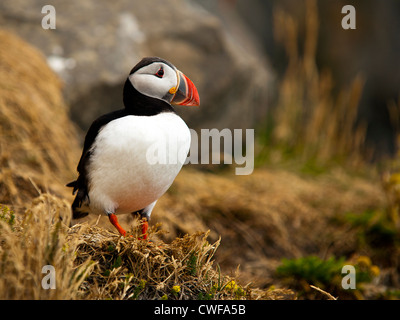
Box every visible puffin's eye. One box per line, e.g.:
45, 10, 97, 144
155, 67, 164, 78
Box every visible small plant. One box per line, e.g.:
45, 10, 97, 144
223, 280, 246, 298
353, 255, 380, 284
277, 255, 345, 289
171, 285, 181, 298
344, 209, 400, 250
129, 278, 147, 300
187, 252, 198, 276
197, 285, 216, 300
276, 254, 380, 299
0, 205, 15, 228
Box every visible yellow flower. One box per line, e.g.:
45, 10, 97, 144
389, 173, 400, 185
357, 255, 372, 268
225, 280, 238, 291
370, 265, 380, 277
172, 285, 181, 294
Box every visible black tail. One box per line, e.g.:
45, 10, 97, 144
66, 180, 78, 194
67, 180, 89, 219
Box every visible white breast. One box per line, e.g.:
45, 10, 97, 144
87, 112, 190, 215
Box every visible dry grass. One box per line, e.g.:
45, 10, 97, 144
0, 195, 93, 299
260, 0, 368, 168
152, 167, 385, 289
0, 29, 88, 299
0, 30, 80, 209
0, 193, 296, 300
72, 226, 260, 300
67, 165, 385, 296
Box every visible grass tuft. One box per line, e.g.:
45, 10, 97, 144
0, 194, 293, 300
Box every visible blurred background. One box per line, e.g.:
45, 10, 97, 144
1, 0, 400, 299
1, 0, 399, 160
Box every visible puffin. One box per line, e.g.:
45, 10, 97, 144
67, 57, 200, 239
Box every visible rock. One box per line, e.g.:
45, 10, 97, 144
0, 0, 273, 134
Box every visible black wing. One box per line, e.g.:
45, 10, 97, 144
67, 109, 128, 219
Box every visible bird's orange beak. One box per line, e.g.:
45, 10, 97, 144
170, 70, 200, 107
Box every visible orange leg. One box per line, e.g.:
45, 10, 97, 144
139, 218, 149, 240
108, 213, 127, 237
108, 213, 149, 240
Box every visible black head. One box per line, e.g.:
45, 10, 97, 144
123, 57, 200, 115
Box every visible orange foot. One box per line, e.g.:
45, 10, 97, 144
108, 213, 127, 236
108, 213, 149, 240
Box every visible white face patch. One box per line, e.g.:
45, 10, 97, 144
128, 62, 178, 102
